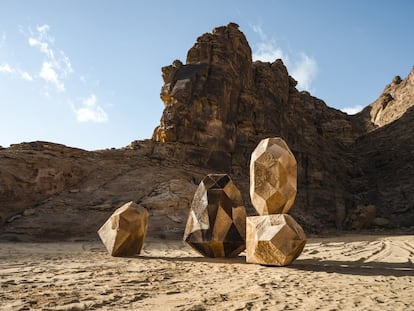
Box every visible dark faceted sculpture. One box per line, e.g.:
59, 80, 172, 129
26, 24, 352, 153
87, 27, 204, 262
183, 174, 247, 257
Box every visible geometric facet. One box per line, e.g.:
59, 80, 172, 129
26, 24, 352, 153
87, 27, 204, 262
250, 137, 297, 215
246, 214, 307, 266
98, 201, 149, 257
183, 174, 247, 257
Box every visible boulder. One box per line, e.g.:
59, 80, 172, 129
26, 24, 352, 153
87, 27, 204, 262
98, 201, 148, 257
372, 217, 390, 227
349, 204, 377, 230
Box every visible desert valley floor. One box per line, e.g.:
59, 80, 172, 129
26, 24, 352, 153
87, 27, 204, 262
1, 234, 413, 311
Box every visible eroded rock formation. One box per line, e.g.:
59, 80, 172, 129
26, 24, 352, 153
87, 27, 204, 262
152, 23, 414, 232
0, 23, 413, 241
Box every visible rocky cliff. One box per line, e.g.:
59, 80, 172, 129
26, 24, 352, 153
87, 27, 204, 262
1, 23, 413, 241
152, 23, 414, 231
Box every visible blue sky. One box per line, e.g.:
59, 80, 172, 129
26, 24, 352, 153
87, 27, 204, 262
1, 1, 413, 150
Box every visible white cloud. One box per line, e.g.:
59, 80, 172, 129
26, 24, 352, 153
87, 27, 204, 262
252, 24, 265, 39
253, 42, 287, 63
0, 63, 34, 82
60, 52, 73, 76
291, 53, 318, 90
340, 105, 364, 115
28, 24, 54, 58
84, 94, 97, 107
0, 31, 6, 47
28, 37, 51, 56
28, 24, 73, 92
251, 25, 318, 91
20, 71, 33, 81
37, 24, 50, 36
75, 106, 108, 123
5, 24, 108, 124
0, 63, 14, 73
39, 62, 64, 91
252, 25, 287, 62
72, 94, 108, 123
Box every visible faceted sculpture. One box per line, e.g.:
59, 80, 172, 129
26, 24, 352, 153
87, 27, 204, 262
98, 201, 149, 257
246, 214, 306, 266
183, 174, 247, 257
250, 137, 297, 215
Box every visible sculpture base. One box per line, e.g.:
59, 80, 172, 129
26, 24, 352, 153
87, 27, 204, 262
246, 214, 306, 266
185, 239, 246, 258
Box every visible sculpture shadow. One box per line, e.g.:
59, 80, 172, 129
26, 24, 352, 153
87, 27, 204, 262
291, 258, 414, 277
133, 255, 413, 277
135, 254, 247, 265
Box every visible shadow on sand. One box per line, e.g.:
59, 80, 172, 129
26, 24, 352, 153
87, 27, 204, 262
292, 258, 414, 277
134, 254, 413, 277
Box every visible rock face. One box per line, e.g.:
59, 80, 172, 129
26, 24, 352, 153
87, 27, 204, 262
348, 204, 376, 230
153, 23, 414, 232
350, 107, 414, 229
356, 70, 414, 130
153, 23, 252, 170
0, 23, 413, 241
0, 140, 211, 241
0, 142, 89, 227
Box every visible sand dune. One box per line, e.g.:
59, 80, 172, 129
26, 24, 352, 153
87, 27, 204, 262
1, 234, 413, 310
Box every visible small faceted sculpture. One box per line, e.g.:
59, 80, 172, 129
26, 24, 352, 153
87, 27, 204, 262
246, 214, 307, 266
183, 174, 247, 257
98, 201, 149, 257
250, 137, 297, 215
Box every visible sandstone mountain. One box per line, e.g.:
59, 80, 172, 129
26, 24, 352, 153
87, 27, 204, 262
1, 23, 413, 241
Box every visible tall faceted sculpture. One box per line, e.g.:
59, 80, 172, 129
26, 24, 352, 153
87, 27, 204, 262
247, 137, 307, 266
98, 201, 149, 257
246, 214, 307, 266
250, 137, 297, 215
183, 174, 247, 257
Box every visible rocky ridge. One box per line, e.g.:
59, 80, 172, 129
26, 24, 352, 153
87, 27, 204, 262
1, 23, 413, 241
0, 140, 211, 240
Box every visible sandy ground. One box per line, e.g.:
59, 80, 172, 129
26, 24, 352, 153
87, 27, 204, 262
0, 234, 413, 311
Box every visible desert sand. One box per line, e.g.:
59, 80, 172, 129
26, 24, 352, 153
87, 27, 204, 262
1, 234, 413, 311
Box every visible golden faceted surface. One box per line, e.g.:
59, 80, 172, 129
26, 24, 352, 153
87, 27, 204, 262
183, 174, 247, 257
98, 201, 149, 257
250, 137, 297, 215
246, 214, 306, 266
